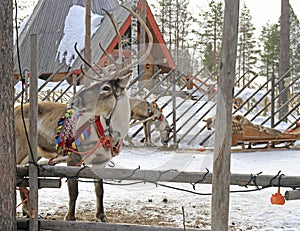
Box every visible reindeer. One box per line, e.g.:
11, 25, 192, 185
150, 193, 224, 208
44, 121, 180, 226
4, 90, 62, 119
15, 5, 153, 222
127, 97, 171, 146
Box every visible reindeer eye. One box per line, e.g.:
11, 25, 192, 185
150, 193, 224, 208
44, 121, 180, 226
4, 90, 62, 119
102, 85, 111, 91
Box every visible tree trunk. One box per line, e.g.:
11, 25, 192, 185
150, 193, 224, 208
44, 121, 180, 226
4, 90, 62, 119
278, 0, 290, 122
0, 0, 16, 230
211, 0, 239, 230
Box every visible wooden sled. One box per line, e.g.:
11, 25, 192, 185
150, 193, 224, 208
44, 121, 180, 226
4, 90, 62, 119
232, 122, 300, 149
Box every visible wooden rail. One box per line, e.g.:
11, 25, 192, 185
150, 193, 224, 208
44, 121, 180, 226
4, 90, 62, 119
17, 165, 300, 188
17, 219, 202, 231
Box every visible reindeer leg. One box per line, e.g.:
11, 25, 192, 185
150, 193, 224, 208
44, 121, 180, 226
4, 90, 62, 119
16, 139, 30, 216
64, 153, 81, 221
19, 188, 29, 216
124, 135, 135, 146
148, 122, 154, 146
143, 122, 150, 146
94, 179, 108, 222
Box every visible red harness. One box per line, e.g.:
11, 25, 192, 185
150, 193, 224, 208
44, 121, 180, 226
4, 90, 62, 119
56, 113, 122, 164
93, 115, 123, 155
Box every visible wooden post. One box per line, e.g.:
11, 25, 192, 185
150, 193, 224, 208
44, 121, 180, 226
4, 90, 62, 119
211, 0, 239, 230
29, 33, 39, 231
130, 0, 139, 95
271, 74, 275, 128
172, 71, 178, 147
84, 0, 92, 85
85, 0, 91, 63
0, 0, 16, 229
139, 0, 146, 81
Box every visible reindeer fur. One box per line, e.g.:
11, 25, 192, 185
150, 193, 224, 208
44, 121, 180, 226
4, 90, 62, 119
127, 97, 170, 146
15, 4, 153, 222
15, 74, 131, 221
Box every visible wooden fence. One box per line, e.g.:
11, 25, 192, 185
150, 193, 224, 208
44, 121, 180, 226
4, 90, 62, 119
16, 165, 300, 230
14, 67, 300, 148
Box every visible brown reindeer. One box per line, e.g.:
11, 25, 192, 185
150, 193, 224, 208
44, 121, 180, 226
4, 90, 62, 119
15, 5, 153, 222
127, 97, 171, 146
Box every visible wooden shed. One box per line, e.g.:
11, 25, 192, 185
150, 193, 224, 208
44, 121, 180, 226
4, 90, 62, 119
14, 0, 174, 82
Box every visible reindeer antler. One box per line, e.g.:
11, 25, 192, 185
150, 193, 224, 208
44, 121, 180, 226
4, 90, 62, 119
119, 5, 153, 74
74, 42, 102, 79
102, 8, 123, 66
98, 5, 153, 80
75, 4, 153, 82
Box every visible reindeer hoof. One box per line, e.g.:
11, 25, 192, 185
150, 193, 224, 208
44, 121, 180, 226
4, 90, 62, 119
95, 213, 108, 222
64, 214, 76, 221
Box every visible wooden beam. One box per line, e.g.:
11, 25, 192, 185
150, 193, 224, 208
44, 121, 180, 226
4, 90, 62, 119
17, 178, 61, 189
16, 166, 300, 188
285, 190, 300, 200
17, 219, 203, 231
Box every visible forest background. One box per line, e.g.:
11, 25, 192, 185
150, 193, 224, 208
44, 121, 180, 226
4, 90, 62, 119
16, 0, 300, 91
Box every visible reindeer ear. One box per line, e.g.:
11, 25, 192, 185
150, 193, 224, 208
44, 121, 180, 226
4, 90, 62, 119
203, 119, 208, 122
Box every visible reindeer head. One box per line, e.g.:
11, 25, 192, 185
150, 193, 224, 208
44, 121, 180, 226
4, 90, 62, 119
68, 5, 153, 165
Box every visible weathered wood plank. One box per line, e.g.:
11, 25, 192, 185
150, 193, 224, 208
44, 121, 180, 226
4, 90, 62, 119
285, 190, 300, 200
16, 165, 300, 188
17, 219, 204, 231
17, 178, 61, 188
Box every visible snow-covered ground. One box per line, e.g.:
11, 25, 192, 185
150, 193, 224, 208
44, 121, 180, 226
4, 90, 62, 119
15, 80, 300, 229
17, 147, 300, 230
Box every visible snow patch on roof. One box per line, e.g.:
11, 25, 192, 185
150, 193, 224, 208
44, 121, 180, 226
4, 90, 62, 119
56, 5, 103, 66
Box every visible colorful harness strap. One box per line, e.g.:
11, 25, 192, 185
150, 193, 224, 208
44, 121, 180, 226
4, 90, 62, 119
55, 109, 78, 156
55, 110, 122, 158
147, 101, 164, 122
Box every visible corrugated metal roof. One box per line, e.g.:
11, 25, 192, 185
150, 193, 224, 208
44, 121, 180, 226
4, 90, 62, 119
14, 0, 119, 76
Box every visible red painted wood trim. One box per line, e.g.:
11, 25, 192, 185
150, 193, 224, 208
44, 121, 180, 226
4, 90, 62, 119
143, 2, 175, 68
97, 16, 132, 66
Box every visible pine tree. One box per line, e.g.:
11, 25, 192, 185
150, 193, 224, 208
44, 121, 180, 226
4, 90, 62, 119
153, 0, 194, 73
196, 0, 224, 78
237, 2, 259, 86
259, 23, 280, 87
203, 42, 214, 72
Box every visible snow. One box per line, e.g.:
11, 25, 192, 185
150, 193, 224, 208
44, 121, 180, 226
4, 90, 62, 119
14, 16, 30, 44
18, 148, 300, 230
55, 5, 103, 66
